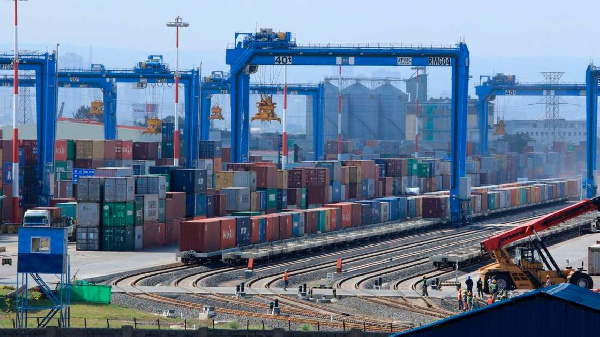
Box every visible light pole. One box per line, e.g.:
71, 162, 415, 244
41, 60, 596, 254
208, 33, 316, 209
411, 66, 426, 158
166, 16, 189, 167
282, 65, 288, 168
9, 0, 28, 223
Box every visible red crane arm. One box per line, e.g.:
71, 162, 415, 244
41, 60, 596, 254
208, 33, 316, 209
481, 196, 600, 252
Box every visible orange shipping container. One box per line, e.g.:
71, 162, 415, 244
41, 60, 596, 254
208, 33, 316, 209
325, 203, 352, 229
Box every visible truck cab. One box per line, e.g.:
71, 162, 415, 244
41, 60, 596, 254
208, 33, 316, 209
22, 210, 51, 227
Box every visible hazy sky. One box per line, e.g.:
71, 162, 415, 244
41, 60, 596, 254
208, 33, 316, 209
0, 0, 599, 124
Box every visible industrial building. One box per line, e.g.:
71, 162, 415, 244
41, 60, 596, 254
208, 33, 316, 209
314, 74, 494, 156
504, 119, 586, 147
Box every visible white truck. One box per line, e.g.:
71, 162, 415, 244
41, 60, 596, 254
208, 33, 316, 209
22, 209, 75, 241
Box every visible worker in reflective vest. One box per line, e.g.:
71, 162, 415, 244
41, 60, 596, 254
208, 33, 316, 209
283, 270, 289, 291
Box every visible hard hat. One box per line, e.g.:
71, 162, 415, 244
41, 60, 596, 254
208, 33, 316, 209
492, 280, 496, 283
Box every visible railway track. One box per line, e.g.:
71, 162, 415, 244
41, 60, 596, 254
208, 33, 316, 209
113, 205, 570, 329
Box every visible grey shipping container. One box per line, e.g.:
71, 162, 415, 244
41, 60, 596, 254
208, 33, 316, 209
147, 175, 167, 199
222, 187, 251, 211
77, 177, 104, 202
233, 171, 257, 192
459, 176, 472, 199
134, 225, 143, 250
76, 226, 100, 251
77, 202, 101, 227
95, 167, 134, 177
589, 244, 600, 276
104, 177, 135, 202
138, 194, 159, 221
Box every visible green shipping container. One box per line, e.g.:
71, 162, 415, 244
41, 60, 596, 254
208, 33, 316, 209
300, 188, 307, 209
66, 139, 76, 160
407, 159, 418, 176
54, 161, 72, 180
102, 226, 135, 251
488, 194, 496, 210
317, 209, 326, 232
265, 189, 278, 209
102, 202, 134, 226
417, 163, 430, 178
134, 196, 144, 225
232, 211, 262, 216
56, 202, 77, 220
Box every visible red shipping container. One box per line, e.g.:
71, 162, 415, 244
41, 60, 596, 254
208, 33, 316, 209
251, 217, 261, 244
171, 218, 183, 245
351, 203, 362, 227
54, 140, 68, 161
305, 209, 318, 234
278, 214, 292, 240
157, 222, 166, 246
288, 169, 308, 188
325, 203, 352, 229
1, 140, 12, 163
214, 194, 227, 216
265, 214, 280, 242
143, 221, 159, 249
115, 140, 133, 160
75, 159, 93, 169
166, 192, 186, 220
165, 220, 173, 245
49, 198, 76, 207
307, 186, 327, 205
179, 218, 221, 252
254, 165, 278, 189
220, 217, 237, 249
104, 140, 116, 160
92, 160, 104, 169
328, 207, 339, 230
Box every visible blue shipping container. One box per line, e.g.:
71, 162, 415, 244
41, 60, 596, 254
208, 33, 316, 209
229, 216, 251, 247
277, 189, 288, 209
360, 180, 369, 199
398, 197, 408, 220
185, 193, 206, 217
331, 181, 342, 203
408, 198, 416, 218
361, 203, 372, 225
172, 169, 208, 194
148, 165, 178, 175
258, 217, 266, 243
260, 191, 267, 211
289, 212, 302, 237
377, 197, 399, 221
206, 194, 215, 218
357, 200, 380, 224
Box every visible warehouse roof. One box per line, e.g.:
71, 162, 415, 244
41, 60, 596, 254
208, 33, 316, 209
393, 284, 600, 337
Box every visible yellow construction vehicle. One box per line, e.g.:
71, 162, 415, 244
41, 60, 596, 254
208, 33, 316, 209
210, 105, 224, 120
89, 100, 104, 117
143, 117, 162, 135
251, 95, 280, 123
479, 197, 599, 293
494, 118, 506, 135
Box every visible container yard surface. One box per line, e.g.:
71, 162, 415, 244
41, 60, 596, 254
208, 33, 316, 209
0, 234, 177, 286
398, 232, 600, 299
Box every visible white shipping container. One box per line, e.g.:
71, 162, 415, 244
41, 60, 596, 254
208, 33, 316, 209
459, 177, 472, 199
134, 225, 143, 250
380, 201, 390, 223
588, 244, 600, 276
142, 194, 159, 221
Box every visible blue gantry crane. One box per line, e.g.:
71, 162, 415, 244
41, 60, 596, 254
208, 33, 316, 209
0, 54, 201, 205
0, 53, 57, 206
201, 70, 325, 160
585, 65, 600, 198
226, 28, 470, 224
475, 73, 588, 157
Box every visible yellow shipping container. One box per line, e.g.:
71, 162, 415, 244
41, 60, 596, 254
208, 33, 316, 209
215, 171, 234, 192
277, 170, 288, 189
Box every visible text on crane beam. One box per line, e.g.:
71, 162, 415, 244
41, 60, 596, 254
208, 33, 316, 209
274, 56, 292, 65
428, 57, 451, 66
397, 57, 412, 66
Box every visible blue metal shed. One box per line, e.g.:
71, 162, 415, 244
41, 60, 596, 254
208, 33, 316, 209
392, 284, 600, 337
